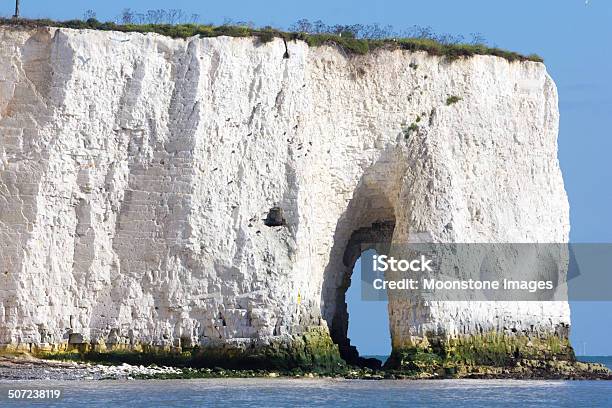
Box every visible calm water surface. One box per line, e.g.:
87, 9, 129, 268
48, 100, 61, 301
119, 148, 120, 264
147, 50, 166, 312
1, 378, 611, 407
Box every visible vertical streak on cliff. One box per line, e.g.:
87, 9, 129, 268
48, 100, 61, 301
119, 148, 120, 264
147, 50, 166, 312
0, 28, 76, 345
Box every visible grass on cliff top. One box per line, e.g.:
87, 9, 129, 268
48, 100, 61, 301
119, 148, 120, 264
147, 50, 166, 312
0, 17, 543, 63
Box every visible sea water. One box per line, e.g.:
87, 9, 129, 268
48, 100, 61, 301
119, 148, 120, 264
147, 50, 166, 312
1, 378, 611, 407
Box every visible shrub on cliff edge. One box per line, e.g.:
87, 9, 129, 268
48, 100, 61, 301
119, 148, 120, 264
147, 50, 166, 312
0, 17, 543, 62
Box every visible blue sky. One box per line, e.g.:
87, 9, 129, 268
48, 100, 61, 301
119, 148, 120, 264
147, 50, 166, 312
2, 0, 610, 355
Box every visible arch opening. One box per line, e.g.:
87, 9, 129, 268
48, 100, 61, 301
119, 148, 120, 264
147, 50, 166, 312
320, 155, 402, 368
345, 250, 392, 366
329, 222, 394, 369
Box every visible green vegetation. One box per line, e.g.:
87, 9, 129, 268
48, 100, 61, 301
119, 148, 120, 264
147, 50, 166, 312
403, 122, 419, 139
29, 330, 602, 379
446, 95, 462, 105
397, 38, 543, 62
0, 16, 543, 62
37, 326, 344, 372
386, 332, 575, 373
443, 333, 575, 366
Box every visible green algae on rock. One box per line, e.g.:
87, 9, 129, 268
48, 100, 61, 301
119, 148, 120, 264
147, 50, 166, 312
35, 327, 344, 372
383, 332, 590, 378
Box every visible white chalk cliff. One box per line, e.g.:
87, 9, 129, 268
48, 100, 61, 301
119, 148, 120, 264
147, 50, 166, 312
0, 26, 571, 367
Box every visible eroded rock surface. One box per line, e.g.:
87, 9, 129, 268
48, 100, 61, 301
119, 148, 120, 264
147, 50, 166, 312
0, 26, 573, 371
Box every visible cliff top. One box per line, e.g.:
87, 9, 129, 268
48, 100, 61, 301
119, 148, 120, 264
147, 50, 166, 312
0, 18, 543, 63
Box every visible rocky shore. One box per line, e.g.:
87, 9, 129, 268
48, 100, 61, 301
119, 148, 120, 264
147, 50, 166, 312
0, 355, 182, 381
0, 354, 610, 381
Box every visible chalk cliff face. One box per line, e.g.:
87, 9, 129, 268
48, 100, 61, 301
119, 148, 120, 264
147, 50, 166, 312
0, 27, 571, 368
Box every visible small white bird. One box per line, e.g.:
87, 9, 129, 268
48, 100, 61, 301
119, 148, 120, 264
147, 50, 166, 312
585, 0, 589, 5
